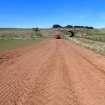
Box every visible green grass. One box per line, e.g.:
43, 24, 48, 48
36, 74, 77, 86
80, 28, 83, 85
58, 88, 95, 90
0, 39, 42, 51
0, 28, 51, 51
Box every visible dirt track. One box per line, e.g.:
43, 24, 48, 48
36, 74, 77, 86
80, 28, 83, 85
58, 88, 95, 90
0, 39, 105, 105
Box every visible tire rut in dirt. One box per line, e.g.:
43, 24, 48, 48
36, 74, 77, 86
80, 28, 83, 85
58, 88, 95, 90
23, 40, 81, 105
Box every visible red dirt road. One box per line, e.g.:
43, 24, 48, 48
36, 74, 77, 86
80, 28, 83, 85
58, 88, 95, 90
0, 39, 105, 105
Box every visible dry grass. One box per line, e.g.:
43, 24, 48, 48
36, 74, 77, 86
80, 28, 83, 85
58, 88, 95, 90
68, 37, 105, 56
0, 28, 51, 50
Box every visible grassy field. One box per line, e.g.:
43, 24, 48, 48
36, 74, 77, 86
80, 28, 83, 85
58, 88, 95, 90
65, 28, 105, 56
0, 28, 53, 39
82, 29, 105, 42
0, 39, 42, 51
68, 37, 105, 55
0, 28, 52, 51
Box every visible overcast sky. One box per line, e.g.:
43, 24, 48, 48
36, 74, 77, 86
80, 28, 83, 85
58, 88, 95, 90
0, 0, 105, 28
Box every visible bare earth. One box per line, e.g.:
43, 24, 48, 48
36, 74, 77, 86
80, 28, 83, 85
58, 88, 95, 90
0, 39, 105, 105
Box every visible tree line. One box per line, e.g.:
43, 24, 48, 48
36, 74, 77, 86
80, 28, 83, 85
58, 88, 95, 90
52, 24, 94, 29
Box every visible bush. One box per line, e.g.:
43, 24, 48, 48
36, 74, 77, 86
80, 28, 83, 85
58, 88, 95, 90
32, 27, 39, 32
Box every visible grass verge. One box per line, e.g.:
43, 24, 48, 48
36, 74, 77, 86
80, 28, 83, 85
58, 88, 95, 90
0, 38, 42, 51
67, 37, 105, 56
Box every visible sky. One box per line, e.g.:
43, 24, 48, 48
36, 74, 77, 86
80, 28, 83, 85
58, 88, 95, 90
0, 0, 105, 28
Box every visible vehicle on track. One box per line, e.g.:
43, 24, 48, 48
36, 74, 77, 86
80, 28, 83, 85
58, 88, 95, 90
55, 35, 61, 39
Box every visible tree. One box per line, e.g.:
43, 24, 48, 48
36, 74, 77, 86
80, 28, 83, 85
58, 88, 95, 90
32, 27, 39, 32
52, 24, 62, 28
73, 25, 94, 29
65, 25, 73, 28
74, 26, 81, 28
85, 26, 94, 29
32, 27, 43, 39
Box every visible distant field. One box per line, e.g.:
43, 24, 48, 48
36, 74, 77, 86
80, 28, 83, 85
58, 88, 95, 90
0, 28, 53, 51
82, 29, 105, 42
0, 28, 53, 39
67, 29, 105, 56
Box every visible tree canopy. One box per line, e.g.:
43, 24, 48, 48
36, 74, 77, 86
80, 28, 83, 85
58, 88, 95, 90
52, 24, 62, 28
52, 24, 94, 29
